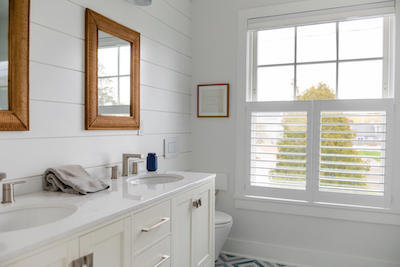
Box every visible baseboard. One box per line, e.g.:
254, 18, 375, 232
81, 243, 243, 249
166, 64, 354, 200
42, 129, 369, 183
223, 238, 400, 267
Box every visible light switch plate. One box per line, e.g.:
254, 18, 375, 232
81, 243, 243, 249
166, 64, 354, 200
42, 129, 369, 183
164, 137, 179, 158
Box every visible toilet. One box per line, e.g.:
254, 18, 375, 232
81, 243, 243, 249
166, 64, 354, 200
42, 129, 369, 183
215, 210, 233, 260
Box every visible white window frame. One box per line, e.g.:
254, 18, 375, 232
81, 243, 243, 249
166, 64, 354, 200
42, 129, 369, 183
245, 101, 313, 201
245, 99, 394, 208
248, 15, 394, 101
235, 0, 400, 224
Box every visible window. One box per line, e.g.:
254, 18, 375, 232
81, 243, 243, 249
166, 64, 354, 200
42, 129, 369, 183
97, 30, 131, 116
245, 15, 395, 207
250, 17, 393, 101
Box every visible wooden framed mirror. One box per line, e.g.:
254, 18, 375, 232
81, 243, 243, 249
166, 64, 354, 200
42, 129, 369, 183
0, 0, 30, 131
85, 9, 140, 130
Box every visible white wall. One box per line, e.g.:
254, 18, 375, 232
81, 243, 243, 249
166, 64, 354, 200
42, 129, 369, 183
192, 0, 400, 266
0, 0, 193, 196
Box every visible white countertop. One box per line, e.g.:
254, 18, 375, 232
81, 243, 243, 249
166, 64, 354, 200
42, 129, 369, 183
0, 171, 215, 264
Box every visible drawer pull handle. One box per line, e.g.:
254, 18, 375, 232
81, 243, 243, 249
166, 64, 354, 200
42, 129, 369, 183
141, 217, 170, 232
154, 255, 170, 267
72, 253, 93, 267
192, 198, 202, 208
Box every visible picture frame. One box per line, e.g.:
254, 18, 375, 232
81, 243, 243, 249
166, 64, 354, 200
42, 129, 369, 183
197, 83, 229, 118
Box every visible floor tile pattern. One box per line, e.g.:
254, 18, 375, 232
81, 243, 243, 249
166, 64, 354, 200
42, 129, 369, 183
215, 253, 294, 267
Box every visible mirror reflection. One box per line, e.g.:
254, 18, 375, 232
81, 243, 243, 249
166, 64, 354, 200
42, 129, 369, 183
0, 0, 8, 110
98, 30, 131, 117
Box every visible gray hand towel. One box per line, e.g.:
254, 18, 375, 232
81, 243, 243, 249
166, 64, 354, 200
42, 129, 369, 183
43, 165, 109, 195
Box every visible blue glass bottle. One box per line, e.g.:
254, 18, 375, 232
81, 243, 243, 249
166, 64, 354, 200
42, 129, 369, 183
146, 153, 158, 172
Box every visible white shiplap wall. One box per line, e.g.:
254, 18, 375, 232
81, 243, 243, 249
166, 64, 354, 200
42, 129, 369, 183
0, 0, 192, 195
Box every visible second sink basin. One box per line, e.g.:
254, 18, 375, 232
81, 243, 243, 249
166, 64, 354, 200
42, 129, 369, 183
0, 204, 77, 233
127, 173, 184, 185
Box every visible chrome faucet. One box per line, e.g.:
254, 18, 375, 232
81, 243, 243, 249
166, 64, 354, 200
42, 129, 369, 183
122, 154, 143, 176
0, 173, 26, 204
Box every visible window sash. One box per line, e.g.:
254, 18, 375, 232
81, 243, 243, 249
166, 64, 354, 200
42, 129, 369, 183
98, 46, 130, 105
245, 99, 394, 207
248, 15, 394, 101
247, 1, 395, 31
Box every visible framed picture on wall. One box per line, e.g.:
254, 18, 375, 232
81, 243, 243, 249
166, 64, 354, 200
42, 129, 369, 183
197, 84, 229, 118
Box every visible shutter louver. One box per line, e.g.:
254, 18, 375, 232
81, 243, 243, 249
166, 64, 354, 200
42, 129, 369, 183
319, 111, 386, 196
250, 112, 307, 190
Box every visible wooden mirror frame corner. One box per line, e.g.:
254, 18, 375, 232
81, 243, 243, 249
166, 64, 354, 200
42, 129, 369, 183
0, 0, 30, 131
85, 8, 140, 130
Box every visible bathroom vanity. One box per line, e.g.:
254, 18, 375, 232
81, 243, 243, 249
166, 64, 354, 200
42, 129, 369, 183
0, 172, 215, 267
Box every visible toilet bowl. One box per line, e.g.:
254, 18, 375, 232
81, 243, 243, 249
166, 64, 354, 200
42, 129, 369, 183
215, 210, 233, 260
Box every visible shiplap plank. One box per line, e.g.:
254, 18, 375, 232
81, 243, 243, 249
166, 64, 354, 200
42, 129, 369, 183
30, 62, 84, 104
139, 0, 192, 37
30, 23, 84, 71
142, 110, 191, 134
10, 151, 192, 197
31, 0, 85, 39
141, 61, 191, 94
0, 101, 190, 139
1, 0, 193, 192
141, 85, 191, 114
30, 61, 190, 113
30, 25, 190, 94
142, 36, 192, 75
0, 134, 191, 179
164, 0, 192, 19
69, 0, 191, 56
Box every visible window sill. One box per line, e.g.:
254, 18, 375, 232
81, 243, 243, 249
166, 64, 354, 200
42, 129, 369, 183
234, 194, 400, 226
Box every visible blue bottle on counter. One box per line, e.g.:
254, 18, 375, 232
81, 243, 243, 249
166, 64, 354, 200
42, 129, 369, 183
146, 153, 158, 172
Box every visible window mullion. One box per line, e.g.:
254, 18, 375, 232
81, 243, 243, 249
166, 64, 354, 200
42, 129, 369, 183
309, 101, 321, 202
336, 21, 339, 98
382, 15, 391, 98
294, 27, 298, 100
117, 46, 121, 104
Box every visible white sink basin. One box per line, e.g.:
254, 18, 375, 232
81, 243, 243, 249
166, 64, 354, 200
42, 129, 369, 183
0, 204, 77, 233
127, 173, 184, 185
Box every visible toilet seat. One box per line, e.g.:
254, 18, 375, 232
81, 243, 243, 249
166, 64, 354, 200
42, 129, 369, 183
215, 211, 232, 226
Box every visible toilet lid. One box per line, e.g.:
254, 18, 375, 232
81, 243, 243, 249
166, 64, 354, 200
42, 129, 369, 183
215, 211, 232, 225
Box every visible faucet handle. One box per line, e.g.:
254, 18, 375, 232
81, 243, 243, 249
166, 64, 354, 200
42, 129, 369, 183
0, 172, 6, 181
2, 180, 26, 204
106, 166, 119, 180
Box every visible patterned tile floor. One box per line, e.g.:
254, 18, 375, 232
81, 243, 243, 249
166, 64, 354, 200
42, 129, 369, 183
215, 253, 294, 267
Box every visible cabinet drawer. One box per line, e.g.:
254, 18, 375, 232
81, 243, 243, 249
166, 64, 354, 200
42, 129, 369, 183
133, 200, 171, 252
134, 236, 171, 267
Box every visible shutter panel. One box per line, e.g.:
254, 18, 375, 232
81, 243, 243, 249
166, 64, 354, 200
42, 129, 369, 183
250, 111, 307, 190
319, 111, 386, 196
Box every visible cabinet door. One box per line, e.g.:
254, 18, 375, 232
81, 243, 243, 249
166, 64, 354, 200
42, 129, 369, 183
192, 187, 214, 267
79, 217, 131, 267
172, 182, 215, 267
10, 239, 78, 267
172, 192, 192, 267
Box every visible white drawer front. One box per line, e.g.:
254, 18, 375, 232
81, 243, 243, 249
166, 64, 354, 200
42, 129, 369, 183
133, 200, 171, 252
134, 236, 171, 267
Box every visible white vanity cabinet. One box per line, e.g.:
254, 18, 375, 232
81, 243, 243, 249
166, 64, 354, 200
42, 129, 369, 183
172, 183, 215, 267
8, 218, 131, 267
6, 239, 79, 267
3, 178, 214, 267
78, 217, 131, 267
132, 200, 172, 267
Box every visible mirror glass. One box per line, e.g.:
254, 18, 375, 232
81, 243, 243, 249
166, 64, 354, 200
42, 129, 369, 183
98, 30, 131, 117
0, 0, 8, 110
